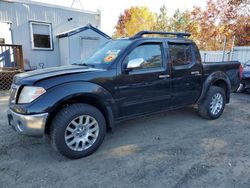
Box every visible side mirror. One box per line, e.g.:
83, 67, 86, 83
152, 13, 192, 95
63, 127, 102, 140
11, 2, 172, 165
126, 58, 144, 70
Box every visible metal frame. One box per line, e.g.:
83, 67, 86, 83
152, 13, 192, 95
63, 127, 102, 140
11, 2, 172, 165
131, 31, 191, 39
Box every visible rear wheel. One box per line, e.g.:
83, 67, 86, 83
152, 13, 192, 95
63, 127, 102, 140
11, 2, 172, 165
50, 103, 106, 159
198, 86, 226, 120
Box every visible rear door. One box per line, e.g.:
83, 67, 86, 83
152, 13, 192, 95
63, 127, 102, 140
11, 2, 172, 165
116, 40, 172, 117
168, 42, 202, 106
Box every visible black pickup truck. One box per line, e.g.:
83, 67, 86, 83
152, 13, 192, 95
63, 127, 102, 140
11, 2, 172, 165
7, 31, 241, 159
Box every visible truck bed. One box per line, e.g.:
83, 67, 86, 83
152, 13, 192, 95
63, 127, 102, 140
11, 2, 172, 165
202, 61, 240, 91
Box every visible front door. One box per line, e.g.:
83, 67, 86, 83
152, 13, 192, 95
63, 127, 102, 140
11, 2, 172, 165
117, 41, 172, 117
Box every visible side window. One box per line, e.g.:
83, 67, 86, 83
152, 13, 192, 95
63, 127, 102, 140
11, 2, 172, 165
168, 44, 192, 67
125, 44, 163, 71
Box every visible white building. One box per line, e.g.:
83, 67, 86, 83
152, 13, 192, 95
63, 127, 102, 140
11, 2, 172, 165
0, 0, 110, 70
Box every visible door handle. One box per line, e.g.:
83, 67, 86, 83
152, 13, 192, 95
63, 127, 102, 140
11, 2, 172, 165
191, 71, 201, 75
159, 74, 170, 79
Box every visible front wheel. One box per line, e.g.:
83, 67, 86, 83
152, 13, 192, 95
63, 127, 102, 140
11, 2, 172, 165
198, 86, 226, 120
50, 103, 106, 159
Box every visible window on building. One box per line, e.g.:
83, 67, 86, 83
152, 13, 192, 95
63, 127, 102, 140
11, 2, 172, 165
168, 44, 193, 67
30, 22, 53, 50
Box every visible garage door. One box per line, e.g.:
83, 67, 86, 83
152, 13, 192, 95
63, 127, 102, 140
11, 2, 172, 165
81, 37, 100, 61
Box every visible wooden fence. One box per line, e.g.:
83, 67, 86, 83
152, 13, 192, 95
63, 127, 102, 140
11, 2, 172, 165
0, 44, 24, 70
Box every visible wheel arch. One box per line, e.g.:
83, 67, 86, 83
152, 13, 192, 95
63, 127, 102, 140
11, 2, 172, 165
45, 93, 115, 134
198, 71, 231, 104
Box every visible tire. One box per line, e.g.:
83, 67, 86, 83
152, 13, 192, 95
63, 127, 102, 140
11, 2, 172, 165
50, 103, 106, 159
198, 86, 226, 120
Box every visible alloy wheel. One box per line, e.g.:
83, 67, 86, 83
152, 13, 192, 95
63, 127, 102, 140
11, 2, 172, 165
210, 93, 223, 115
64, 115, 99, 151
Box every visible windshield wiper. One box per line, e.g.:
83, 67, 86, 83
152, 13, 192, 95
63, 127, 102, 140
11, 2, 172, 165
72, 62, 86, 66
72, 63, 95, 68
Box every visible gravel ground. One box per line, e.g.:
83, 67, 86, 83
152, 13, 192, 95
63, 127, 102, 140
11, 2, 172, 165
0, 92, 250, 188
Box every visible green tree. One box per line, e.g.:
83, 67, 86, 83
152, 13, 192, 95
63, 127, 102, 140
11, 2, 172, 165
153, 5, 169, 31
216, 0, 250, 46
168, 9, 191, 32
190, 0, 250, 50
113, 1, 250, 49
113, 6, 156, 38
190, 1, 222, 50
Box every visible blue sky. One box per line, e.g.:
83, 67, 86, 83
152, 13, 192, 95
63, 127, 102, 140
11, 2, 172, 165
34, 0, 207, 35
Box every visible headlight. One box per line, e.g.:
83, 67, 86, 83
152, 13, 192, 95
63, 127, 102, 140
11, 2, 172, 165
18, 86, 46, 104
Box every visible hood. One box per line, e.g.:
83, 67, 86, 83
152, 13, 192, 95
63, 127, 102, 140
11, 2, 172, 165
13, 65, 102, 85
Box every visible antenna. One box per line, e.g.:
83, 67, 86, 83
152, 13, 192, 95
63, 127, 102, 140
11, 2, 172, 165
70, 0, 84, 9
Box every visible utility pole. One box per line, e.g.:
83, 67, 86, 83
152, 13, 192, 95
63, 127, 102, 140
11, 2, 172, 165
222, 36, 227, 62
230, 36, 235, 61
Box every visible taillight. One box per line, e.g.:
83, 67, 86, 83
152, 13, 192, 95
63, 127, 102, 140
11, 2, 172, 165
239, 64, 243, 80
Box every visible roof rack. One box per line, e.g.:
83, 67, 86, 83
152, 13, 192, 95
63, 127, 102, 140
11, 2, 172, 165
131, 31, 191, 39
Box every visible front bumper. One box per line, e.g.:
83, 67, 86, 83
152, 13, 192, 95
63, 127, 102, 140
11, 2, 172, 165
7, 109, 48, 137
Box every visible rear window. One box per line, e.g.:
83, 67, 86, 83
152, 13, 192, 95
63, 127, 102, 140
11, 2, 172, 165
168, 44, 193, 67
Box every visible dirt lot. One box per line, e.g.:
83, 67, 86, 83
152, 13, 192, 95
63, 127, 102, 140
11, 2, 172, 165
0, 92, 250, 188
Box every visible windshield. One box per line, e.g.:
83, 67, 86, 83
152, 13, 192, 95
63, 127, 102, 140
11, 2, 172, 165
79, 40, 131, 66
